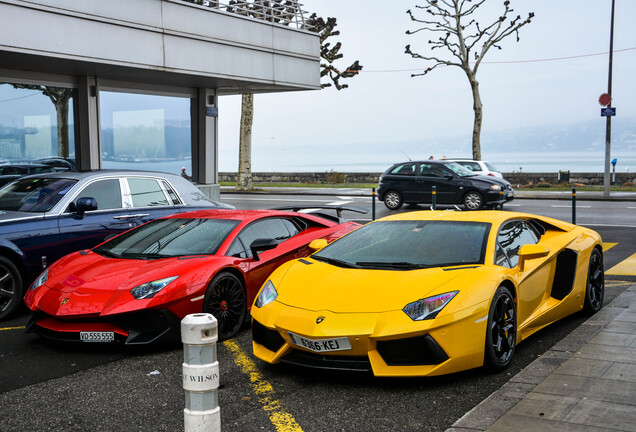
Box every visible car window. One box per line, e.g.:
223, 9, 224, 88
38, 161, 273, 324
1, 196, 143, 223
419, 163, 448, 177
458, 162, 480, 171
390, 163, 417, 176
313, 220, 490, 268
161, 180, 182, 205
0, 178, 78, 212
496, 220, 539, 268
128, 178, 170, 207
229, 218, 296, 259
71, 179, 122, 211
485, 162, 498, 171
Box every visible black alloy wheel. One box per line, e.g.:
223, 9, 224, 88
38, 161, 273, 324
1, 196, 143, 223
463, 191, 484, 211
383, 191, 403, 210
0, 256, 22, 321
203, 272, 246, 340
484, 286, 516, 371
583, 248, 604, 314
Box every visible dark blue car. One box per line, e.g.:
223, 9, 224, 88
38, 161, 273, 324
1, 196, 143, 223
0, 170, 232, 320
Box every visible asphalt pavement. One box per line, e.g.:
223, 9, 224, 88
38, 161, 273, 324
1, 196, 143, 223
1, 188, 634, 431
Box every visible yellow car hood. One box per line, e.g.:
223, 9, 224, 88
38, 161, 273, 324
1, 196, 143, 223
275, 259, 477, 313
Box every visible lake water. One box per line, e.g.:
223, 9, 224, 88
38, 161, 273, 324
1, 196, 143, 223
104, 151, 636, 175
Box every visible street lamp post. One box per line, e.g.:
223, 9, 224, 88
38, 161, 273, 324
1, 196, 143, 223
603, 0, 616, 198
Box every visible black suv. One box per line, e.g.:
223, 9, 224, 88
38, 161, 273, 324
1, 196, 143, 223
377, 160, 514, 210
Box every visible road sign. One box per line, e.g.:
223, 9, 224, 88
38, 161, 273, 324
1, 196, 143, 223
601, 107, 616, 117
599, 93, 611, 106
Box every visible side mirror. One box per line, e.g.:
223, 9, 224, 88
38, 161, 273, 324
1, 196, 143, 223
75, 197, 98, 217
250, 238, 278, 261
518, 244, 549, 271
308, 239, 328, 251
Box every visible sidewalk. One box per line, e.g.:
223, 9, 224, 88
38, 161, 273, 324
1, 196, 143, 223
447, 284, 636, 432
221, 186, 636, 201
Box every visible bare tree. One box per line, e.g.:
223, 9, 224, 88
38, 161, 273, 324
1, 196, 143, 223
235, 13, 362, 191
12, 85, 73, 158
405, 0, 533, 160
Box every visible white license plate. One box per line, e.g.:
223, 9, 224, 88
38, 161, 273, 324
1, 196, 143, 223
288, 332, 351, 352
79, 331, 115, 342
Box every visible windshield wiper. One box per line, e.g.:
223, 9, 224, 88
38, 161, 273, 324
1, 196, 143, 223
93, 248, 120, 259
312, 255, 359, 269
355, 261, 425, 270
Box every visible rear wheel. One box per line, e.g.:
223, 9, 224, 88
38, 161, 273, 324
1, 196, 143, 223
203, 272, 246, 340
463, 191, 484, 211
383, 191, 403, 210
484, 286, 516, 371
583, 248, 604, 314
0, 256, 22, 321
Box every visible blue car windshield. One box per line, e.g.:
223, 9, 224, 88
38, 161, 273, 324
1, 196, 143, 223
312, 220, 490, 269
94, 218, 240, 259
0, 178, 77, 212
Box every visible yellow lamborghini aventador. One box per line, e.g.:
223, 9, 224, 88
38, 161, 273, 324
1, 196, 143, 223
251, 211, 604, 377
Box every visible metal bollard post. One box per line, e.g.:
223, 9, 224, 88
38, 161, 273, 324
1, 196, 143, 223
182, 313, 220, 432
372, 187, 376, 221
432, 186, 437, 210
572, 187, 576, 224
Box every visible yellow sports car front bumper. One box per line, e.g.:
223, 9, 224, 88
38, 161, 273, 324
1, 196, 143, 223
251, 298, 491, 377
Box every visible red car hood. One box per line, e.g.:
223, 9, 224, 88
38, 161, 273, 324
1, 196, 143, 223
29, 251, 220, 317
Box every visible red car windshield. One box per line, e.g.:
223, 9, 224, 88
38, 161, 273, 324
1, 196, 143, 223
94, 218, 240, 259
0, 178, 77, 212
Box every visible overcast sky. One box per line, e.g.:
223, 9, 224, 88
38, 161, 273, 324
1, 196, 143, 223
217, 0, 636, 171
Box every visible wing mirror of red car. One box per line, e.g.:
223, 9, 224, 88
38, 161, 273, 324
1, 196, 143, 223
518, 244, 550, 271
308, 239, 328, 251
75, 197, 98, 217
250, 238, 278, 261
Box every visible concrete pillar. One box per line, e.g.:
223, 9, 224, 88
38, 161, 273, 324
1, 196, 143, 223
75, 76, 101, 171
192, 88, 220, 201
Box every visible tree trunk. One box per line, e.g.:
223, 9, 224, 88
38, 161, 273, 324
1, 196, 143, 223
237, 93, 254, 191
55, 95, 70, 158
469, 76, 483, 161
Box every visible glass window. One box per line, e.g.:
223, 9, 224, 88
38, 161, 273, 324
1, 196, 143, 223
313, 221, 490, 269
94, 218, 239, 258
0, 83, 75, 164
497, 220, 539, 268
231, 218, 294, 258
128, 178, 169, 207
281, 218, 300, 237
0, 177, 77, 212
162, 180, 182, 205
419, 163, 448, 177
71, 179, 122, 211
99, 91, 192, 178
390, 163, 416, 176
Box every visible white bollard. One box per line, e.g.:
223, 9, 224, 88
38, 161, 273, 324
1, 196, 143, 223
181, 313, 220, 432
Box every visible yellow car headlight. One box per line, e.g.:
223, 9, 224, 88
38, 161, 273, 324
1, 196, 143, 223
255, 280, 278, 308
403, 291, 458, 321
490, 184, 502, 191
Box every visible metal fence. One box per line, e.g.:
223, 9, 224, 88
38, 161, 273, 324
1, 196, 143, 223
180, 0, 312, 29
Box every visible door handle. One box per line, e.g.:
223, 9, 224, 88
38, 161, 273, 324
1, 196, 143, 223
112, 214, 150, 220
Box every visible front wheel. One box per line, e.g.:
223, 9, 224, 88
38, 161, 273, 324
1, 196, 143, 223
383, 191, 403, 210
0, 256, 22, 321
463, 191, 483, 211
583, 248, 604, 314
484, 286, 516, 372
203, 272, 246, 340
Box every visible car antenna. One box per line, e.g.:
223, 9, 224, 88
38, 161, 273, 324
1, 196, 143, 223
400, 150, 412, 161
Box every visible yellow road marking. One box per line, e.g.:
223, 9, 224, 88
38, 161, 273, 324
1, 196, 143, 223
605, 280, 633, 287
0, 326, 26, 331
602, 242, 618, 252
223, 340, 303, 432
607, 253, 636, 276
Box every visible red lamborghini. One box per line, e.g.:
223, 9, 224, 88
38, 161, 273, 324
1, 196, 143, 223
24, 207, 363, 343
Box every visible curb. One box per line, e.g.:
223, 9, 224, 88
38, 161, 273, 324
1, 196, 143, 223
444, 285, 635, 432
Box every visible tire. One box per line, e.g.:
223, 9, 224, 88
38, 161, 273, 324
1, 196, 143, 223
463, 191, 484, 211
0, 256, 23, 321
484, 286, 516, 372
202, 272, 246, 340
583, 248, 604, 314
383, 191, 403, 210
